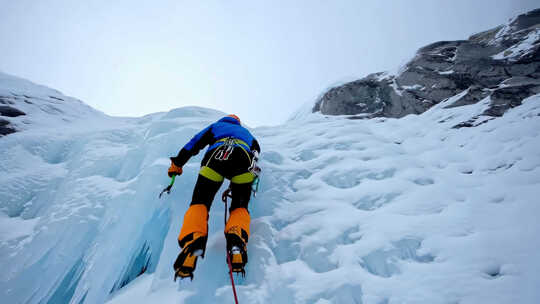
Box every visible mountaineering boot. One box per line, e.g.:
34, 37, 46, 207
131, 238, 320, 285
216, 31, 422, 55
225, 208, 250, 275
226, 235, 248, 276
174, 204, 209, 281
174, 232, 207, 281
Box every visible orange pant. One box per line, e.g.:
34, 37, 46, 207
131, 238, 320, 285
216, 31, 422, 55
225, 207, 250, 243
178, 204, 250, 248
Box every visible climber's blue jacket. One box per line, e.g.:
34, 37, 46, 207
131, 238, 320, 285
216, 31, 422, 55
171, 116, 260, 167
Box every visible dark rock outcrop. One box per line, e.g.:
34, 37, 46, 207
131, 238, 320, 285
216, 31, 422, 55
314, 9, 540, 121
0, 98, 27, 136
0, 105, 26, 117
0, 118, 16, 136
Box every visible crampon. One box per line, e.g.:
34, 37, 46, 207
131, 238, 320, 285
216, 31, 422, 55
173, 245, 205, 281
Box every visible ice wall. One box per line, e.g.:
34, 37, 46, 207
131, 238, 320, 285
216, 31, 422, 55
0, 90, 229, 303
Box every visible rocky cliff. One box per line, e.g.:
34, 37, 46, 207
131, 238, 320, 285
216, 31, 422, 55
313, 9, 540, 126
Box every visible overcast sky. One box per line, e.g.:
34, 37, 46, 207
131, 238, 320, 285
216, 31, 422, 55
1, 1, 538, 126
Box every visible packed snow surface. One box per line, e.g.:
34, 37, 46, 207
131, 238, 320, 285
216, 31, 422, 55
1, 72, 540, 304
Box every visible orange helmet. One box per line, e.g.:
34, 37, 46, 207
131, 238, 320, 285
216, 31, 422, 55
227, 114, 241, 123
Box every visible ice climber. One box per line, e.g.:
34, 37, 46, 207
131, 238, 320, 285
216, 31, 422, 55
167, 114, 261, 280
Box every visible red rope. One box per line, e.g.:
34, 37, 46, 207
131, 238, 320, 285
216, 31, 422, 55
226, 251, 240, 304
223, 191, 240, 304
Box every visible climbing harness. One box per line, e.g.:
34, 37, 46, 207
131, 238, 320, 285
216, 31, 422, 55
212, 137, 252, 162
215, 139, 235, 161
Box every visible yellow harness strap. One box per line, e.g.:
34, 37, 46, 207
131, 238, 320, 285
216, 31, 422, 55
231, 172, 255, 184
200, 166, 224, 182
216, 137, 249, 150
199, 166, 254, 184
199, 137, 254, 184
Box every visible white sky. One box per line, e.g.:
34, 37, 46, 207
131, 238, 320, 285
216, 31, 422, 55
1, 1, 538, 126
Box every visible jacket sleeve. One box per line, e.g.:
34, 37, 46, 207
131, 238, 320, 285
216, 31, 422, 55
171, 125, 214, 167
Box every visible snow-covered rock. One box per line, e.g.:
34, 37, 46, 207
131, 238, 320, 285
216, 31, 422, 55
0, 72, 107, 136
313, 9, 540, 122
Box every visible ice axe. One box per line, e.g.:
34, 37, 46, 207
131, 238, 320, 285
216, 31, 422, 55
159, 175, 176, 198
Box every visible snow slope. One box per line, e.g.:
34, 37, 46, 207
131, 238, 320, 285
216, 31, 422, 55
0, 72, 105, 132
1, 71, 540, 304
